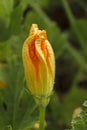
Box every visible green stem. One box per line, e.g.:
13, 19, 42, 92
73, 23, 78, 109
39, 106, 46, 130
66, 43, 87, 71
61, 0, 86, 55
28, 0, 52, 25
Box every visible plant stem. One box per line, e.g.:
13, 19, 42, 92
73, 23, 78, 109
66, 43, 87, 71
28, 0, 52, 25
61, 0, 86, 55
39, 106, 46, 130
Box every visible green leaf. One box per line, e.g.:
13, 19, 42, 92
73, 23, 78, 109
0, 0, 14, 41
38, 0, 49, 8
4, 125, 12, 130
71, 111, 87, 130
61, 87, 87, 126
76, 19, 87, 47
0, 59, 39, 130
0, 35, 21, 62
0, 0, 13, 22
8, 5, 23, 36
83, 101, 87, 108
0, 20, 9, 41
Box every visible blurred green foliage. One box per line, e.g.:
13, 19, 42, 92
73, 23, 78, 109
71, 101, 87, 130
0, 0, 87, 130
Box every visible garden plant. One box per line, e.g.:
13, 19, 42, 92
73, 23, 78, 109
0, 0, 87, 130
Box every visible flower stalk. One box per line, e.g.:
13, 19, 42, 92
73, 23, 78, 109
39, 106, 46, 130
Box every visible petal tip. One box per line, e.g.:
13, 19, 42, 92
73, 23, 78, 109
30, 24, 38, 36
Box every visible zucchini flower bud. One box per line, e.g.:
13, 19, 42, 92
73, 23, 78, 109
22, 24, 55, 106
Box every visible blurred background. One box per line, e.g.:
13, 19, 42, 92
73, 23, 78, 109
0, 0, 87, 130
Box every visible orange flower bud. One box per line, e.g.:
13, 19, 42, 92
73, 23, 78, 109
22, 24, 55, 105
